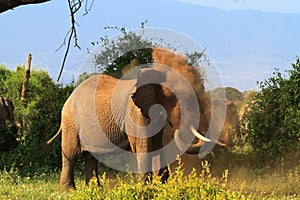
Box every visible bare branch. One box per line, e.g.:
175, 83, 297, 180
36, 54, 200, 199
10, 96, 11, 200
57, 0, 83, 81
84, 0, 94, 15
0, 0, 94, 81
55, 28, 72, 52
57, 28, 74, 82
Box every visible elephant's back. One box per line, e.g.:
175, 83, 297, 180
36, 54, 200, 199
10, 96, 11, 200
76, 74, 118, 91
65, 74, 134, 153
69, 74, 119, 106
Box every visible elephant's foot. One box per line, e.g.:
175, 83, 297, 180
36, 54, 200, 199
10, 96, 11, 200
60, 175, 76, 192
141, 172, 153, 183
86, 176, 100, 187
60, 182, 76, 192
159, 168, 169, 184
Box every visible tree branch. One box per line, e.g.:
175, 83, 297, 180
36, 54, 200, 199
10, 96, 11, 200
0, 0, 50, 14
0, 0, 93, 81
56, 0, 82, 81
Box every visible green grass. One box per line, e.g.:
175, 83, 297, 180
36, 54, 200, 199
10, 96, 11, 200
0, 168, 61, 199
0, 159, 299, 200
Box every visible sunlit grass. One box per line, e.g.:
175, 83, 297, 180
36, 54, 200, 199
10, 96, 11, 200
0, 159, 299, 200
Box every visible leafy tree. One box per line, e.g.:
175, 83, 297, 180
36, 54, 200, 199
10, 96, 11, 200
0, 65, 18, 152
237, 90, 258, 112
246, 58, 300, 165
0, 65, 73, 172
0, 65, 13, 94
91, 23, 208, 79
92, 24, 153, 78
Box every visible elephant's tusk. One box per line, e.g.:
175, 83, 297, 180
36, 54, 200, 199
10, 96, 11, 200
190, 126, 226, 146
210, 137, 227, 147
174, 128, 184, 149
215, 140, 227, 147
190, 126, 212, 142
174, 128, 179, 137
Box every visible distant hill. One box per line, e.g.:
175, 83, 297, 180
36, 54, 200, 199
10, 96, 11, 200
210, 87, 243, 103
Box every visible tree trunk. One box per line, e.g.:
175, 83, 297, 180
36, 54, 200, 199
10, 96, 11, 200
0, 0, 50, 14
21, 53, 32, 103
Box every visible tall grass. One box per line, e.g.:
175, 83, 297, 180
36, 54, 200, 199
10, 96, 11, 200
0, 159, 251, 200
67, 160, 251, 200
0, 159, 299, 199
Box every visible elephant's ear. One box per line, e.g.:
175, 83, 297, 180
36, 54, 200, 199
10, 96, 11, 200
132, 69, 165, 118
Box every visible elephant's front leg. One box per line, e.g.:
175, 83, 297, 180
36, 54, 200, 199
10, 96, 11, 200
137, 152, 153, 182
129, 136, 153, 182
152, 131, 169, 183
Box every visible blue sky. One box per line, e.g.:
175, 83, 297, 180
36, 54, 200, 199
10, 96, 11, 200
1, 0, 300, 91
177, 0, 300, 13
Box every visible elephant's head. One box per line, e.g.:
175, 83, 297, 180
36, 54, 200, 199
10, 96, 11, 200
132, 48, 216, 154
1, 98, 14, 123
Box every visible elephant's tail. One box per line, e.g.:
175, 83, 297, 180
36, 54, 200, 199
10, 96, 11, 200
40, 126, 62, 153
46, 126, 62, 145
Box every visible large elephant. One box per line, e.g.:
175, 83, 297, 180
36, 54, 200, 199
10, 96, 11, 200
46, 48, 222, 191
0, 97, 14, 125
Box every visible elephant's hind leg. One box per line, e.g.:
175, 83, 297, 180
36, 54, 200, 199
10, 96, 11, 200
60, 150, 79, 191
60, 121, 81, 191
83, 151, 100, 186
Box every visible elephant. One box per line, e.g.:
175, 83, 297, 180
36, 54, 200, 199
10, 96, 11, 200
46, 48, 223, 191
238, 100, 256, 144
0, 97, 14, 125
211, 100, 240, 148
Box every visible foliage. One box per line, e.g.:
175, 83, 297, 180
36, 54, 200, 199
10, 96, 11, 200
238, 90, 258, 112
91, 22, 208, 79
1, 158, 299, 200
0, 160, 256, 200
0, 65, 73, 173
246, 57, 300, 165
0, 124, 18, 152
92, 24, 153, 78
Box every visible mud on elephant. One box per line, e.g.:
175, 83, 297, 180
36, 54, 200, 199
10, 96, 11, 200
46, 48, 224, 191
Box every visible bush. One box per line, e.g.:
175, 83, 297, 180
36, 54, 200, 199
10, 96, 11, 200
0, 65, 73, 173
0, 124, 18, 152
246, 57, 300, 165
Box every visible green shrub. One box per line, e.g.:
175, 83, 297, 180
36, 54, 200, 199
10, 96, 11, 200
246, 57, 300, 165
0, 65, 73, 173
0, 124, 18, 152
